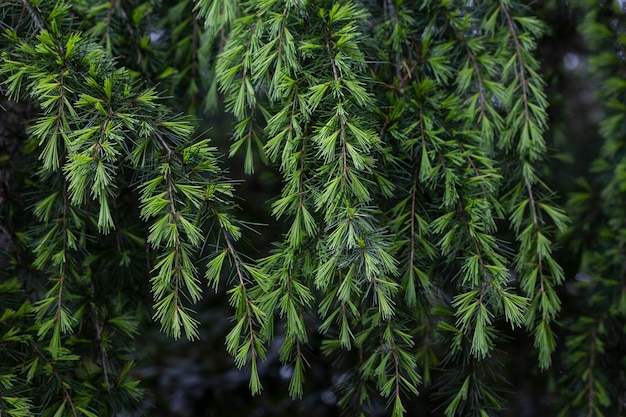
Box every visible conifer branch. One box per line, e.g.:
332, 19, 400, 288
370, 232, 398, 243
30, 343, 79, 417
4, 1, 621, 416
442, 8, 489, 124
19, 0, 43, 32
153, 130, 175, 159
501, 6, 530, 117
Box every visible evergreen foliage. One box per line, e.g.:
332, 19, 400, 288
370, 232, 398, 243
0, 1, 624, 416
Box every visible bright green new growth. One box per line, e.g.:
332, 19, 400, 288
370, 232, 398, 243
3, 21, 239, 342
206, 0, 565, 414
1, 3, 244, 414
1, 0, 625, 417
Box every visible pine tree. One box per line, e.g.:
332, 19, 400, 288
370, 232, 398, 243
0, 1, 624, 416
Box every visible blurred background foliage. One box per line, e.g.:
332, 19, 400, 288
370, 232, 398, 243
1, 0, 625, 416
